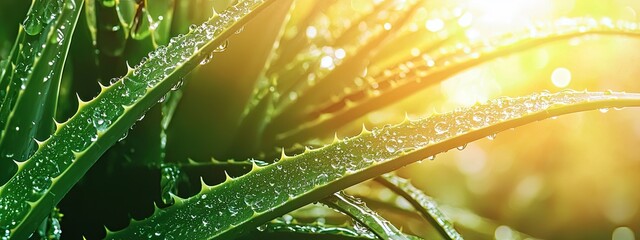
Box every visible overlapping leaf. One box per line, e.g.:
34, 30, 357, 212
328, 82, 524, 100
0, 0, 274, 238
108, 90, 640, 239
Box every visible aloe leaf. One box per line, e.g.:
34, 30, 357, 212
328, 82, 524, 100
83, 0, 98, 46
115, 0, 136, 29
169, 0, 190, 35
272, 18, 640, 147
377, 174, 462, 240
0, 0, 66, 131
159, 163, 181, 205
245, 219, 378, 240
0, 0, 83, 185
265, 5, 465, 134
107, 91, 640, 239
235, 0, 371, 142
252, 0, 423, 152
159, 89, 183, 162
94, 0, 129, 56
270, 0, 401, 100
145, 0, 175, 46
0, 33, 24, 106
229, 0, 294, 157
236, 1, 360, 148
271, 0, 421, 114
323, 192, 416, 240
0, 1, 274, 238
366, 9, 467, 81
129, 3, 153, 41
351, 184, 535, 239
263, 0, 338, 77
33, 207, 63, 240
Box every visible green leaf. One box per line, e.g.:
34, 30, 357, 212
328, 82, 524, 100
245, 218, 377, 240
229, 0, 294, 157
377, 174, 462, 240
323, 192, 415, 240
93, 0, 129, 56
107, 90, 640, 239
0, 33, 24, 106
351, 183, 535, 239
159, 90, 183, 163
0, 0, 275, 238
0, 0, 83, 184
264, 0, 422, 136
270, 18, 640, 148
145, 0, 175, 46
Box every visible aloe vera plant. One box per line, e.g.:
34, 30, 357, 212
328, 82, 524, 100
2, 0, 640, 239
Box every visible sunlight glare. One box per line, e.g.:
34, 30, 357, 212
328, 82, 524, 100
551, 67, 571, 88
425, 19, 444, 32
441, 68, 501, 107
468, 0, 554, 32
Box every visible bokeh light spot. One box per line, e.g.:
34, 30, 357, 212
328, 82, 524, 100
425, 19, 444, 32
334, 48, 346, 59
320, 56, 334, 69
305, 26, 317, 39
612, 227, 635, 240
551, 67, 572, 88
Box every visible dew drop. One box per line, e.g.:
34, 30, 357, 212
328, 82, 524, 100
315, 173, 328, 186
599, 108, 609, 113
118, 131, 129, 142
214, 40, 229, 53
23, 13, 44, 35
257, 224, 267, 231
200, 52, 214, 65
234, 26, 245, 34
52, 29, 64, 44
434, 122, 448, 135
487, 133, 497, 140
385, 145, 396, 153
171, 80, 184, 90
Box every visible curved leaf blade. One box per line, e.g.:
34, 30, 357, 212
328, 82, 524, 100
246, 218, 377, 240
378, 174, 462, 240
0, 0, 275, 238
107, 90, 640, 239
350, 183, 535, 239
271, 18, 640, 147
0, 0, 84, 184
323, 192, 415, 240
